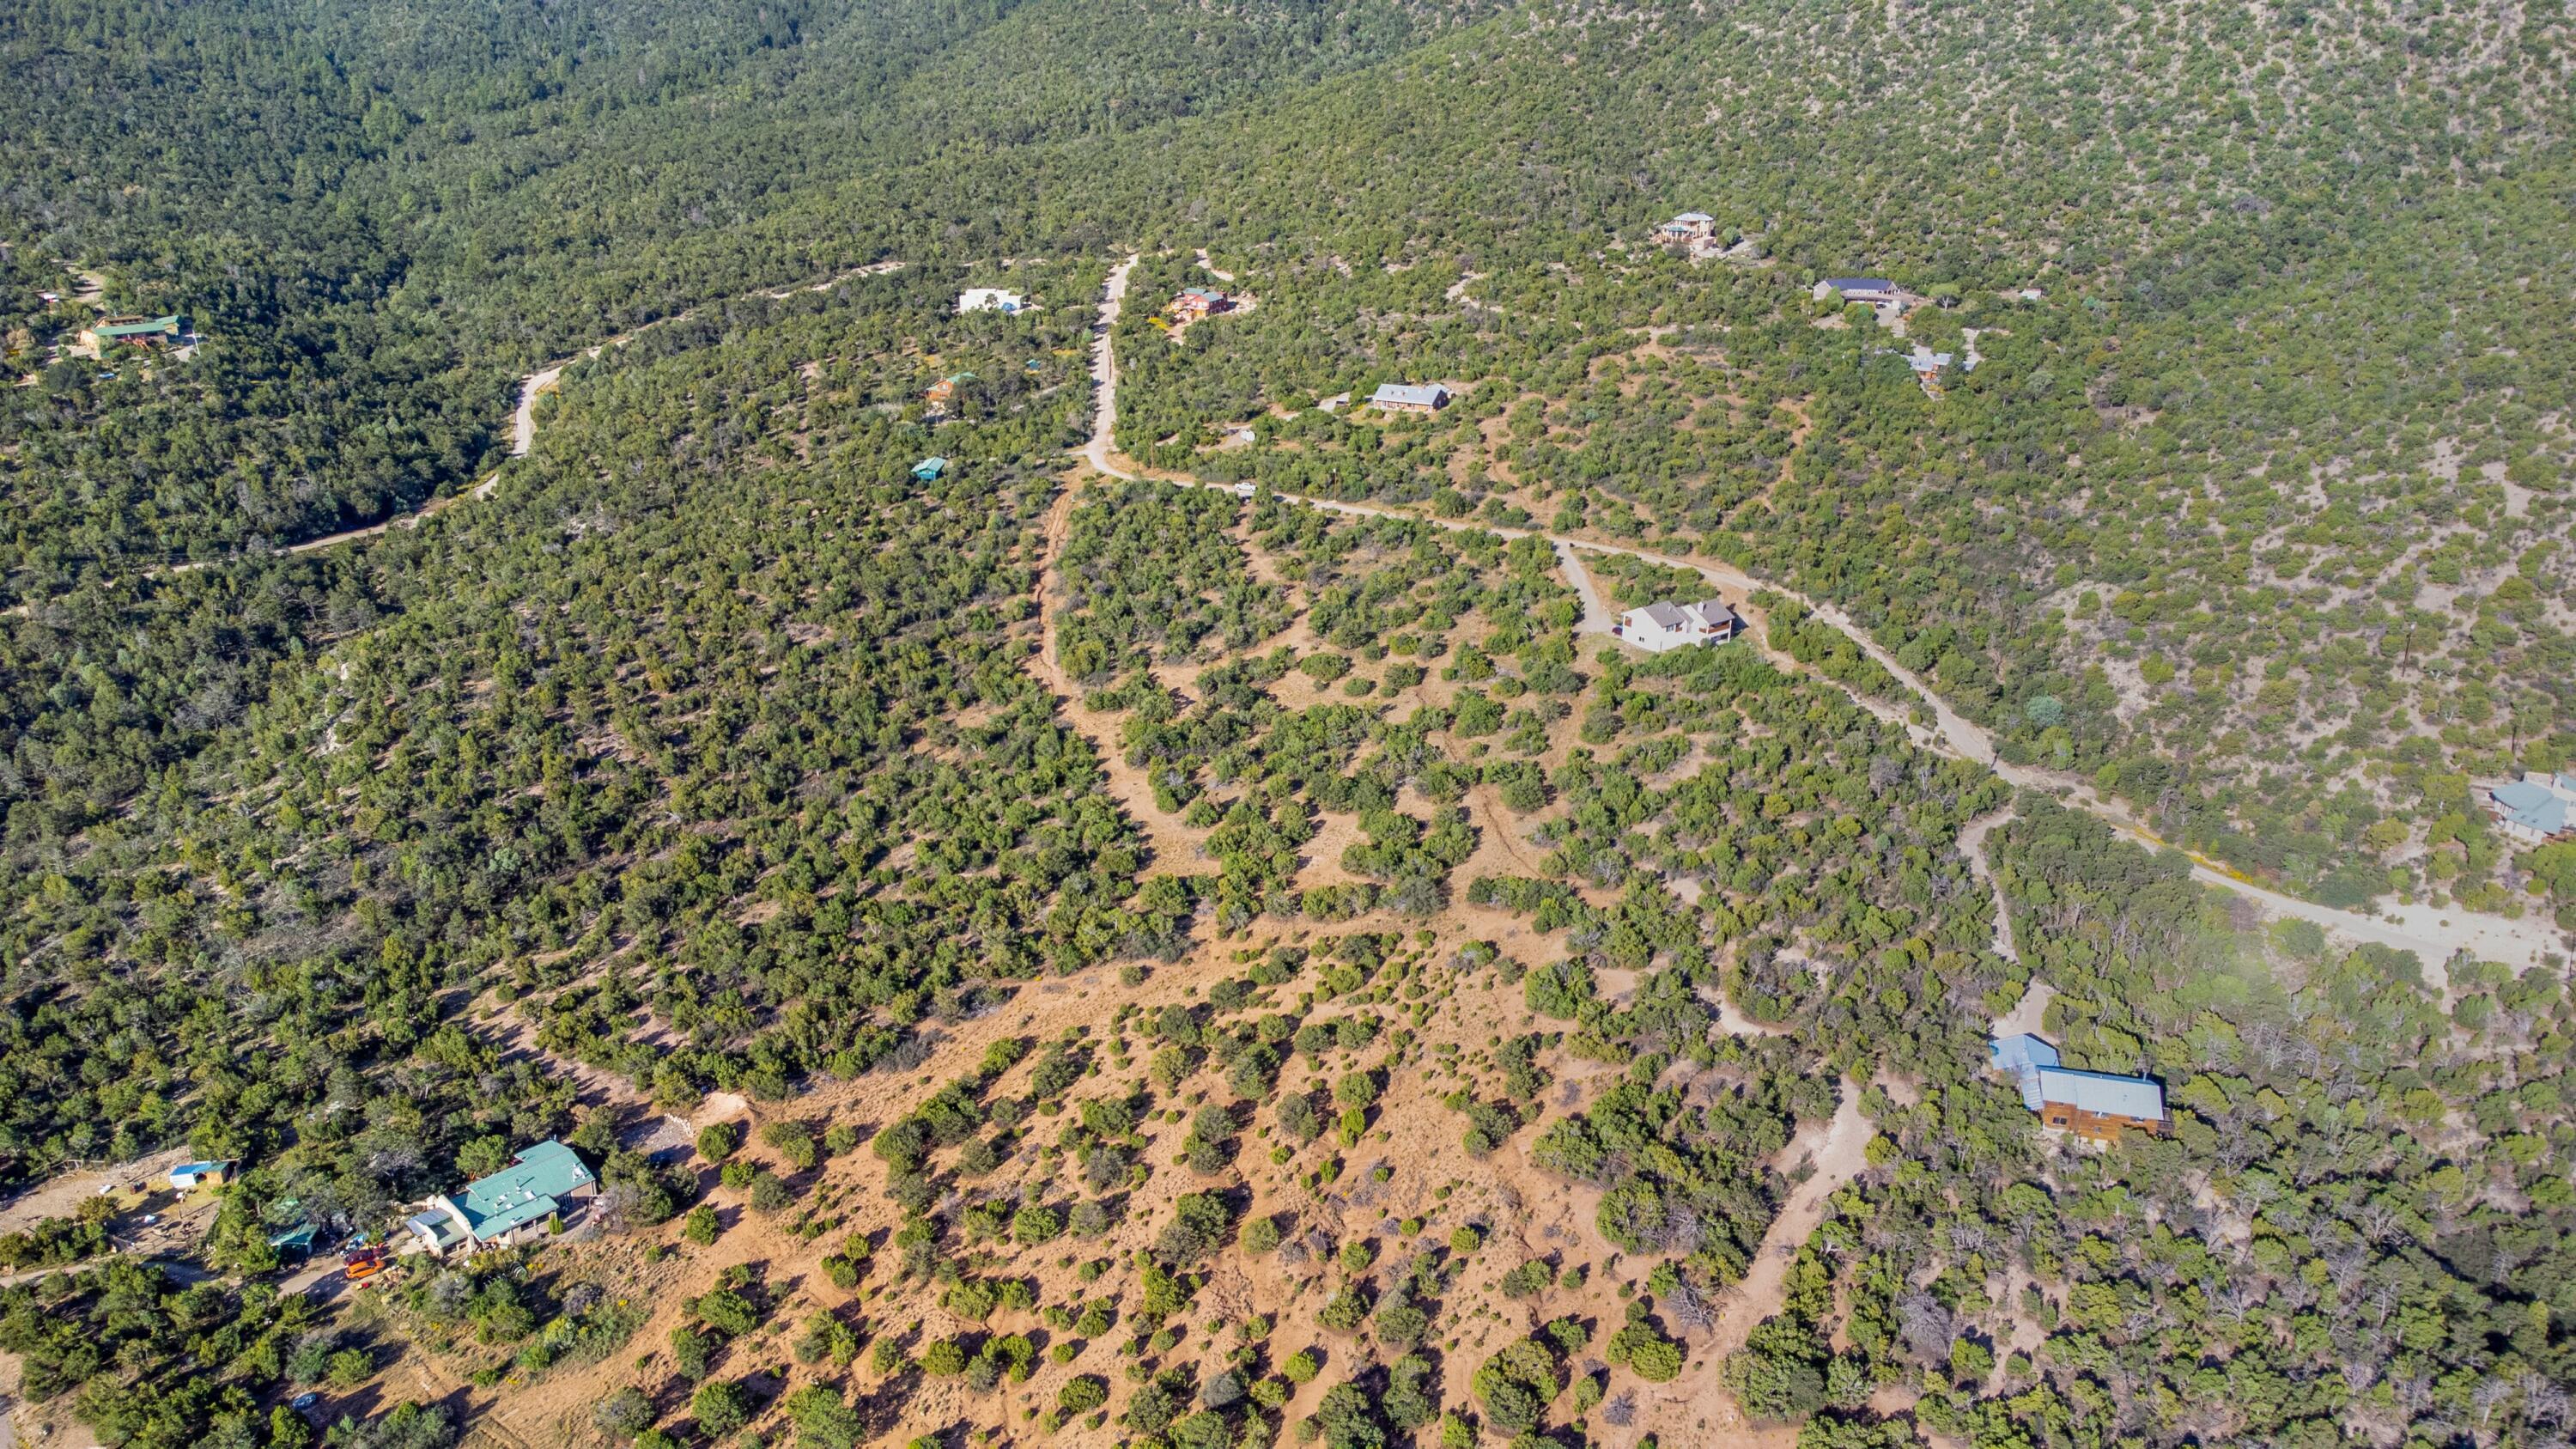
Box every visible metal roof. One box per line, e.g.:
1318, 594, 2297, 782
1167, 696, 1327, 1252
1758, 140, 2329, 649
1673, 211, 1713, 222
454, 1141, 592, 1241
1826, 278, 1894, 292
2035, 1067, 2164, 1121
1370, 382, 1449, 408
1989, 1034, 2060, 1110
95, 314, 185, 337
2492, 780, 2570, 835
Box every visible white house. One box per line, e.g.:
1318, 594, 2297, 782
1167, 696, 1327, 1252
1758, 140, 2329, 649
957, 288, 1028, 314
1614, 599, 1744, 652
2485, 771, 2576, 845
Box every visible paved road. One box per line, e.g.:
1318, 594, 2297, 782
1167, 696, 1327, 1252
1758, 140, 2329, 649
1069, 263, 2564, 982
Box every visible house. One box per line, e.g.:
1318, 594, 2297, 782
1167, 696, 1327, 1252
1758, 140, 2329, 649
167, 1160, 235, 1191
2484, 772, 2576, 845
403, 1140, 596, 1257
1813, 278, 1899, 307
912, 456, 949, 481
1988, 1033, 2061, 1110
1369, 382, 1450, 416
1990, 1036, 2166, 1142
925, 371, 977, 410
1171, 286, 1233, 320
1906, 345, 1956, 382
1613, 599, 1744, 653
1658, 211, 1716, 241
957, 288, 1027, 314
79, 314, 189, 351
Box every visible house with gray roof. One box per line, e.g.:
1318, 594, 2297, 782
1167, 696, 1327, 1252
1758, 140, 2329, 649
1614, 598, 1743, 653
1814, 277, 1899, 306
2484, 771, 2576, 846
1369, 382, 1451, 416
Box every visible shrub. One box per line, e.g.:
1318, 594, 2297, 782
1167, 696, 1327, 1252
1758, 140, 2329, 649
696, 1122, 740, 1163
761, 1121, 819, 1171
683, 1205, 720, 1245
1242, 1215, 1284, 1254
593, 1386, 654, 1440
1013, 1204, 1065, 1245
692, 1380, 754, 1437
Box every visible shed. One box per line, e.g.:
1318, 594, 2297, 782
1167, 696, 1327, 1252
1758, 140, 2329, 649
168, 1160, 235, 1191
912, 457, 949, 481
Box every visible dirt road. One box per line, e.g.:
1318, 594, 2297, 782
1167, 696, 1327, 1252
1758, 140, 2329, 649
1687, 1090, 1872, 1432
1080, 254, 1139, 478
1555, 540, 1613, 635
1958, 807, 2020, 964
1065, 264, 2562, 979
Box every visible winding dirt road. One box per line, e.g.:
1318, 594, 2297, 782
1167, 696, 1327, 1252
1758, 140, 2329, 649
1068, 263, 2561, 979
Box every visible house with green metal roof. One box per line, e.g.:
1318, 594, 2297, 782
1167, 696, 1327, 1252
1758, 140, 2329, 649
403, 1139, 597, 1256
78, 314, 189, 351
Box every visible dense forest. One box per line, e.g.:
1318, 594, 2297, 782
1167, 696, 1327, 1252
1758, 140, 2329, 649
3, 0, 2574, 1445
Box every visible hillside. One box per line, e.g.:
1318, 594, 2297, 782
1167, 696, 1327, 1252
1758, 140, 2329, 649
3, 3, 2575, 1449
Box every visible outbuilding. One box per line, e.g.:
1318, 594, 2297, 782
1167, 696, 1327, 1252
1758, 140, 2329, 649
168, 1160, 235, 1191
957, 288, 1027, 314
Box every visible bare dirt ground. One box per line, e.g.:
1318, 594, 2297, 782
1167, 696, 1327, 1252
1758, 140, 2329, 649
1686, 1090, 1873, 1440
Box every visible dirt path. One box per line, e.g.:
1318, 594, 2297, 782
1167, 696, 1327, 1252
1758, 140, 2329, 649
1958, 807, 2020, 964
1067, 268, 2561, 981
34, 259, 909, 600
1080, 254, 1139, 478
1689, 1090, 1872, 1430
1555, 540, 1613, 636
1990, 977, 2055, 1041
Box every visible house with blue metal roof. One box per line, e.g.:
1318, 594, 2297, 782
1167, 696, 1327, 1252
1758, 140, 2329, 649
1988, 1033, 2061, 1110
404, 1140, 596, 1257
1990, 1036, 2166, 1142
2483, 771, 2576, 845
